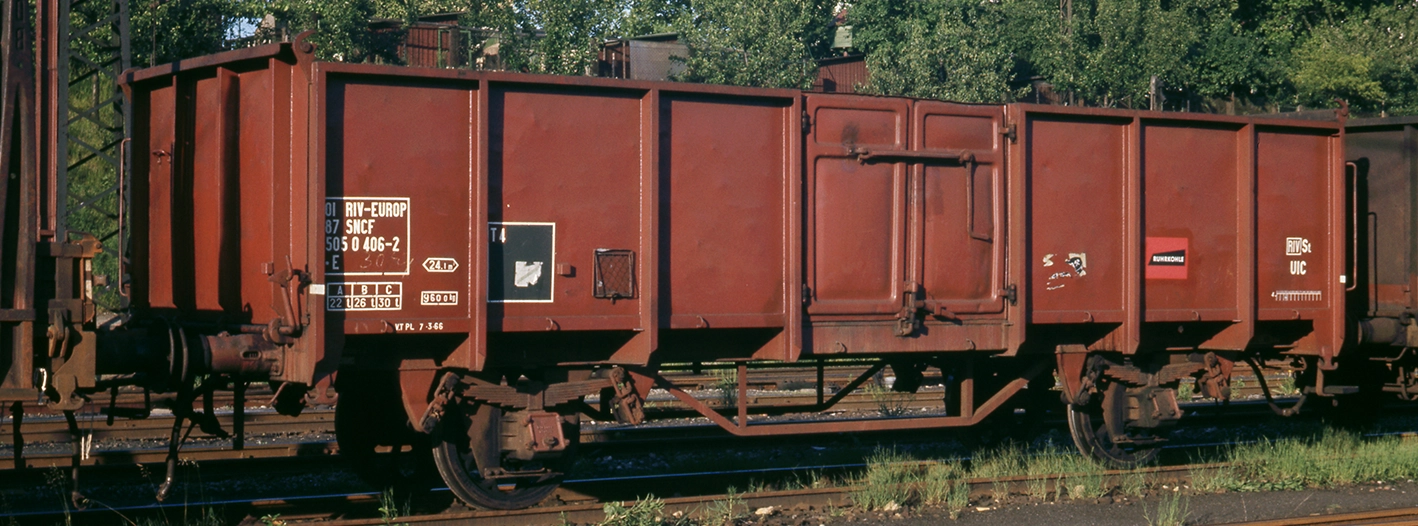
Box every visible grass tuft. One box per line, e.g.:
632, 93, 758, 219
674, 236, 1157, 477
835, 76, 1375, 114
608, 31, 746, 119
969, 441, 1027, 503
712, 369, 737, 408
852, 448, 919, 510
1120, 470, 1149, 498
865, 383, 913, 417
1143, 492, 1190, 526
378, 487, 410, 526
703, 487, 747, 526
600, 495, 667, 526
1208, 429, 1418, 492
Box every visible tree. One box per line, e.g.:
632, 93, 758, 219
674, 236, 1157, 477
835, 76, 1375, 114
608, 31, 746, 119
132, 0, 243, 66
517, 0, 622, 75
1291, 4, 1418, 114
850, 0, 1023, 102
621, 0, 692, 37
672, 0, 835, 89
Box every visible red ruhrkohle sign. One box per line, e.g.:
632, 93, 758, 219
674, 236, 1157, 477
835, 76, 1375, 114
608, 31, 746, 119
1146, 237, 1188, 280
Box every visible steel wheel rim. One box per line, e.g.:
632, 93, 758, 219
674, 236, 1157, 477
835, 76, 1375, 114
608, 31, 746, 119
432, 404, 558, 510
1067, 403, 1158, 468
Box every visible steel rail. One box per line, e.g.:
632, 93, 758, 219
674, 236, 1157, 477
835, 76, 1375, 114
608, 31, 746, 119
10, 428, 1418, 524
1, 388, 1302, 462
1215, 506, 1418, 525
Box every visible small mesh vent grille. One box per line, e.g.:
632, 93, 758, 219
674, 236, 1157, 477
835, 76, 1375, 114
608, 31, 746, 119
593, 249, 636, 300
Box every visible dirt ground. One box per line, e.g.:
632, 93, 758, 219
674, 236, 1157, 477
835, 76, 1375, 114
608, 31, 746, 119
756, 480, 1418, 526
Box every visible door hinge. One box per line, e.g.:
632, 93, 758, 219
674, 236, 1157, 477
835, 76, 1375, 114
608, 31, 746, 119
802, 284, 812, 305
1002, 123, 1017, 144
1001, 284, 1018, 306
802, 111, 812, 134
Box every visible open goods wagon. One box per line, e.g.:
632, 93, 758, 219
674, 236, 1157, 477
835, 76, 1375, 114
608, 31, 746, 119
3, 32, 1372, 510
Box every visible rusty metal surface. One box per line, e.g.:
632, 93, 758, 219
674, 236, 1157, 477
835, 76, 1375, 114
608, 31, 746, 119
401, 23, 459, 69
598, 38, 687, 81
812, 54, 867, 93
310, 63, 803, 370
802, 97, 1341, 358
802, 94, 1011, 354
123, 45, 1348, 382
122, 38, 323, 385
0, 0, 37, 401
1345, 116, 1418, 319
1011, 105, 1344, 357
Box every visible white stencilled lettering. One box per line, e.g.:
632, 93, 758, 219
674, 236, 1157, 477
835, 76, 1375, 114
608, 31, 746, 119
326, 197, 411, 276
325, 281, 402, 311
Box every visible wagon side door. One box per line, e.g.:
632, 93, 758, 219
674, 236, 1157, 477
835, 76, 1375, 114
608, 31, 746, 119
912, 101, 1008, 318
804, 95, 911, 318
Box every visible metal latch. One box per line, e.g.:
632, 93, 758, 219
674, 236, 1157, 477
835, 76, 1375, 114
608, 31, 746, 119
895, 282, 926, 337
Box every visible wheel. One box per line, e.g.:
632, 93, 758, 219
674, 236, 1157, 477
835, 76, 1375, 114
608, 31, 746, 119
1066, 396, 1160, 468
432, 402, 564, 510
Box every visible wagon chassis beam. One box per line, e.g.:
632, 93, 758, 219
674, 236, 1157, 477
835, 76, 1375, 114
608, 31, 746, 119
631, 360, 1048, 437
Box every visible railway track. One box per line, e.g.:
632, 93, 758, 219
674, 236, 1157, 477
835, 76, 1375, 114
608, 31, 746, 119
1, 385, 1297, 471
6, 411, 1418, 524
0, 446, 1226, 525
2, 366, 1293, 444
6, 364, 1298, 416
1219, 507, 1418, 525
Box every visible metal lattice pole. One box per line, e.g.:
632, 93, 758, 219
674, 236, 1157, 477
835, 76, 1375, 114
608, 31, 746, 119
40, 0, 130, 308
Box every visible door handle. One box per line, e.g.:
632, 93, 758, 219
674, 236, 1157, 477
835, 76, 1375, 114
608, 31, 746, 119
850, 148, 991, 241
849, 147, 975, 165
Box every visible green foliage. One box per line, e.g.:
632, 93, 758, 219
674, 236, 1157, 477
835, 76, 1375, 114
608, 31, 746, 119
672, 0, 834, 89
131, 0, 242, 67
517, 0, 622, 75
622, 0, 692, 37
1291, 5, 1418, 114
264, 0, 380, 62
1038, 0, 1210, 107
850, 0, 1021, 102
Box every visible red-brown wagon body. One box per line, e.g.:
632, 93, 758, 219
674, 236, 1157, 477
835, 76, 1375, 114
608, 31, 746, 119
96, 38, 1358, 508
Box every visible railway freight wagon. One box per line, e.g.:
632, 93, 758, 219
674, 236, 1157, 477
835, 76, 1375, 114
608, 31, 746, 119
1343, 117, 1418, 400
2, 34, 1362, 509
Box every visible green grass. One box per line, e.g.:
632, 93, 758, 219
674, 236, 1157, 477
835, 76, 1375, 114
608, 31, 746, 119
600, 495, 668, 526
852, 448, 919, 510
1143, 491, 1190, 526
1120, 470, 1149, 497
712, 369, 737, 408
832, 428, 1418, 521
378, 487, 410, 526
865, 383, 913, 417
1200, 429, 1418, 492
1177, 380, 1195, 401
1016, 445, 1106, 501
703, 488, 746, 525
969, 441, 1027, 503
851, 448, 974, 517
